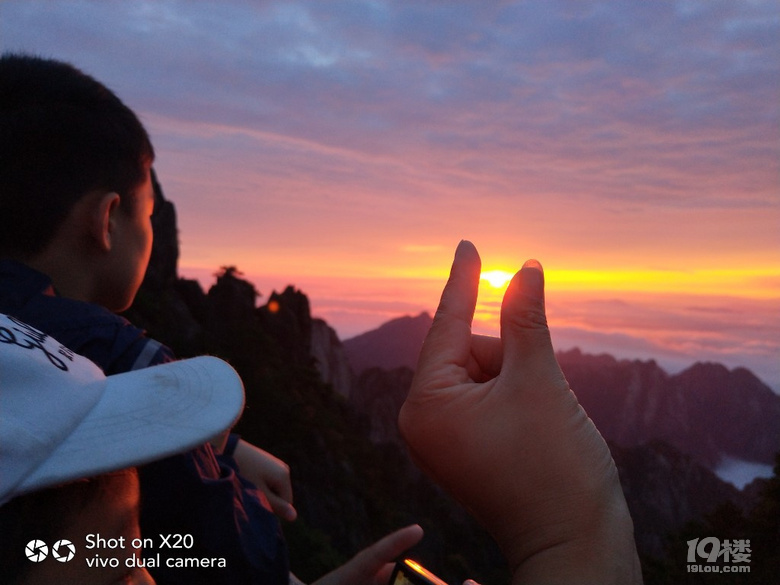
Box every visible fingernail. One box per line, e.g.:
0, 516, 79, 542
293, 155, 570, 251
521, 259, 544, 300
455, 239, 471, 257
522, 259, 543, 271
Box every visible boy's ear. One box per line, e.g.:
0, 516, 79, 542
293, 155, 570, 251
89, 192, 122, 251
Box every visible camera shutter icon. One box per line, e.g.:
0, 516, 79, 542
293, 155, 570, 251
52, 539, 76, 562
25, 540, 48, 562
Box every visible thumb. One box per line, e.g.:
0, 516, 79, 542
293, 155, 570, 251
500, 260, 565, 389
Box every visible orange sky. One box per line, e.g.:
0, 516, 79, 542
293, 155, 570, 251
2, 0, 778, 388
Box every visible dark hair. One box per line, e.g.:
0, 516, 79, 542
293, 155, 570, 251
0, 53, 155, 257
0, 470, 137, 584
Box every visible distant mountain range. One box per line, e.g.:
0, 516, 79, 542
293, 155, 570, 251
343, 311, 780, 471
342, 312, 432, 373
558, 348, 780, 468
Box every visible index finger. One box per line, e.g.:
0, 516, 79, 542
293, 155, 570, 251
414, 241, 481, 377
314, 525, 424, 585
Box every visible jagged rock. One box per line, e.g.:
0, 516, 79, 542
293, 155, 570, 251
558, 348, 780, 469
670, 363, 780, 464
175, 278, 209, 322
310, 318, 353, 398
207, 266, 259, 326
351, 366, 414, 444
258, 286, 313, 365
142, 169, 179, 291
612, 440, 748, 558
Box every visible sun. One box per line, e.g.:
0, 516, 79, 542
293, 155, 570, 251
480, 269, 514, 289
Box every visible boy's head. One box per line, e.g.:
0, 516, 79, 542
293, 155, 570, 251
0, 54, 156, 311
0, 53, 155, 258
0, 313, 245, 584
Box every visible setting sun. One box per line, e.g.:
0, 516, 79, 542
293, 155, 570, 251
480, 269, 515, 289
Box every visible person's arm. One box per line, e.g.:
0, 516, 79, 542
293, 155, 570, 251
232, 438, 298, 522
399, 241, 643, 584
210, 430, 297, 522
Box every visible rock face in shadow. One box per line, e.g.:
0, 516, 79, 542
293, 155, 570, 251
557, 348, 780, 469
310, 317, 353, 398
351, 366, 414, 444
611, 441, 749, 558
143, 170, 179, 291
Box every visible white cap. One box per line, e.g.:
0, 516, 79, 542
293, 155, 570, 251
0, 313, 245, 505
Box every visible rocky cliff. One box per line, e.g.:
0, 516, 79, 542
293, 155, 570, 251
310, 318, 353, 398
558, 348, 780, 469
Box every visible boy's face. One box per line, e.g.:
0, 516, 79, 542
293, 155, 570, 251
99, 168, 155, 312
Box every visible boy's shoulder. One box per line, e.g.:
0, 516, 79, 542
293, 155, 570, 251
0, 260, 175, 373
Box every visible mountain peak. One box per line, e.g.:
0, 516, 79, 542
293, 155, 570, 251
342, 312, 433, 375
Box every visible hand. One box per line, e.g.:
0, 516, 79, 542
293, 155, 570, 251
312, 525, 424, 585
233, 439, 297, 522
399, 241, 642, 584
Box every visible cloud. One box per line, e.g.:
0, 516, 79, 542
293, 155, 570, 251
2, 0, 778, 386
5, 0, 775, 212
4, 0, 777, 228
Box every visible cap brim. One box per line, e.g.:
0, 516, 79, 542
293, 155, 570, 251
18, 356, 244, 494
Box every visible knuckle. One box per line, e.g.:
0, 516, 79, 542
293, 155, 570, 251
505, 305, 548, 331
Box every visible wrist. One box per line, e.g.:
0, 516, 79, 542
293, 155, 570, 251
507, 487, 642, 585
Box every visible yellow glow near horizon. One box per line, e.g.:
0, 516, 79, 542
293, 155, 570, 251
183, 258, 779, 301
546, 268, 780, 298
466, 265, 780, 337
